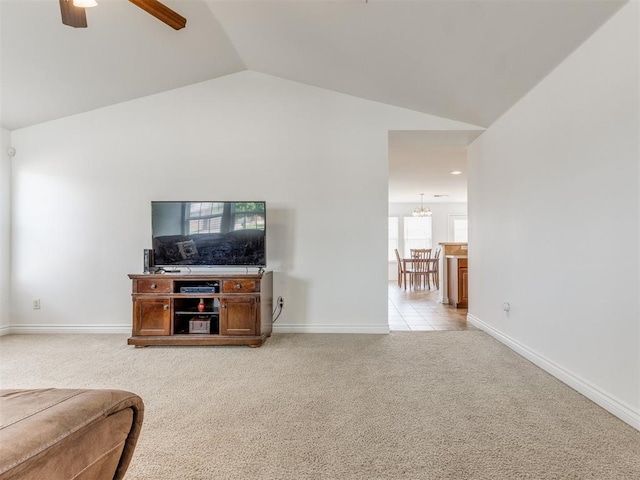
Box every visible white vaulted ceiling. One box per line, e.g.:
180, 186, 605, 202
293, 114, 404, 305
208, 0, 626, 128
0, 0, 626, 131
0, 0, 629, 202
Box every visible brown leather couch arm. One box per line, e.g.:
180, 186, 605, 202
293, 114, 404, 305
0, 389, 144, 480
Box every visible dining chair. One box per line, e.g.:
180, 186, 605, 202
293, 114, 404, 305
428, 248, 441, 289
408, 249, 432, 290
394, 248, 404, 288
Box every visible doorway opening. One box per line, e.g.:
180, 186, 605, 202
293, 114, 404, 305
387, 130, 479, 331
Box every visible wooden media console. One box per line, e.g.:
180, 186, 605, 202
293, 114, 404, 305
127, 272, 272, 347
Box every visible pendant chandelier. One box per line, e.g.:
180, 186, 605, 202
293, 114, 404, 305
412, 193, 432, 217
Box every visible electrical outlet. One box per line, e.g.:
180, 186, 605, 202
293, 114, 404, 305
33, 299, 41, 310
279, 297, 284, 308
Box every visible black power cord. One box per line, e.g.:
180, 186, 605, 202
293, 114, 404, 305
272, 296, 284, 324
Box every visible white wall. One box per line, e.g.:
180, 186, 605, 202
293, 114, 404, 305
467, 1, 639, 428
0, 128, 11, 332
387, 202, 467, 280
10, 71, 481, 334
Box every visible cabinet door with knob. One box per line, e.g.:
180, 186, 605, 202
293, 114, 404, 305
133, 298, 171, 336
220, 297, 257, 336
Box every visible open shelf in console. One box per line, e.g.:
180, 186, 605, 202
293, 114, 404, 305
173, 297, 220, 335
173, 315, 220, 335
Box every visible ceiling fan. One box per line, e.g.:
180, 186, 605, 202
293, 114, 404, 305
59, 0, 186, 30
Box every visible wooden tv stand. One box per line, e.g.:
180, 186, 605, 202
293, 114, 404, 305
127, 272, 272, 347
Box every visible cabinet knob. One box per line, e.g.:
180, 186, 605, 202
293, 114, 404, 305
163, 304, 169, 310
221, 304, 227, 309
235, 283, 242, 290
150, 283, 157, 290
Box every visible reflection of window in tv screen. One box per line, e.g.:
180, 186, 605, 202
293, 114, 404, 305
151, 202, 266, 267
186, 202, 265, 234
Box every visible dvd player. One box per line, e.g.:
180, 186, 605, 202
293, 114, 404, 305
180, 286, 216, 293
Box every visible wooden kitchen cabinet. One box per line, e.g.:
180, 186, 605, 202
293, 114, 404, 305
447, 257, 468, 308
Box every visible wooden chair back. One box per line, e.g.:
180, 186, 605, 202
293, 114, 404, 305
394, 248, 404, 287
410, 249, 432, 272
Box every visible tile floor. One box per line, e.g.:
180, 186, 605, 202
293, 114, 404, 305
388, 281, 477, 331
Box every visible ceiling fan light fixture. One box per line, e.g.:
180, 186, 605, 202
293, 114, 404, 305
412, 193, 432, 217
60, 0, 88, 28
60, 0, 186, 30
73, 0, 98, 7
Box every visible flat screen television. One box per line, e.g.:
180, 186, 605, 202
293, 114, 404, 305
151, 201, 266, 268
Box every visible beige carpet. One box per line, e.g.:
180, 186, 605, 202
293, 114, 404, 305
1, 332, 638, 479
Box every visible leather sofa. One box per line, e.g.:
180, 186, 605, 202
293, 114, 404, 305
0, 388, 144, 480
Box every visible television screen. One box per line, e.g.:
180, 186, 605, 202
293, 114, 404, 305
151, 201, 266, 267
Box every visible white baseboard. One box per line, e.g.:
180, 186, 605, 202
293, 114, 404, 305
273, 324, 390, 334
0, 324, 11, 336
4, 323, 389, 335
5, 324, 131, 335
467, 313, 640, 431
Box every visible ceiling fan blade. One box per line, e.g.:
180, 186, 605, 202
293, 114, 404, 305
59, 0, 88, 28
128, 0, 186, 30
